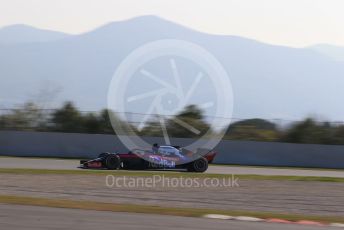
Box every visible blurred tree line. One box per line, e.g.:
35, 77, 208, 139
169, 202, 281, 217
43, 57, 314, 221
1, 101, 344, 145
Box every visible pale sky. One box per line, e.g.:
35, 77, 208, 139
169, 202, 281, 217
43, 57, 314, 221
1, 0, 344, 47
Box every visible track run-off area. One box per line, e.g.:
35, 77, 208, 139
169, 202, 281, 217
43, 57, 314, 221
1, 157, 344, 177
1, 157, 344, 229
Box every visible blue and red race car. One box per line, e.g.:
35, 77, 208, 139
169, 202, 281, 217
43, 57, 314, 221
80, 145, 216, 173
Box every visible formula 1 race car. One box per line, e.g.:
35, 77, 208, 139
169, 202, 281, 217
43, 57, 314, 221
80, 145, 216, 173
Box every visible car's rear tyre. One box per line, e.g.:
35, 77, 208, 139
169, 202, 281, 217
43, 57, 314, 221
137, 159, 149, 170
187, 158, 208, 173
105, 155, 121, 170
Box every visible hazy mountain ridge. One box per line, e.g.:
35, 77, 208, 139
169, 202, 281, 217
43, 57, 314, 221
0, 15, 343, 121
0, 24, 70, 44
309, 44, 344, 62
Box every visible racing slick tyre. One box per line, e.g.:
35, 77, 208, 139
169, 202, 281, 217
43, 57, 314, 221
104, 155, 121, 170
98, 152, 110, 158
187, 157, 208, 173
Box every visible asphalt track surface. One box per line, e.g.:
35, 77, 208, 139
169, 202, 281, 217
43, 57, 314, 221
1, 157, 344, 178
0, 204, 332, 230
1, 157, 344, 229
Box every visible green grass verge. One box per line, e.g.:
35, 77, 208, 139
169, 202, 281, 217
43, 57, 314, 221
0, 195, 343, 223
212, 164, 344, 171
1, 168, 344, 182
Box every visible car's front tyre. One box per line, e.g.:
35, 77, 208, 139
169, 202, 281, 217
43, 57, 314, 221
104, 155, 121, 170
